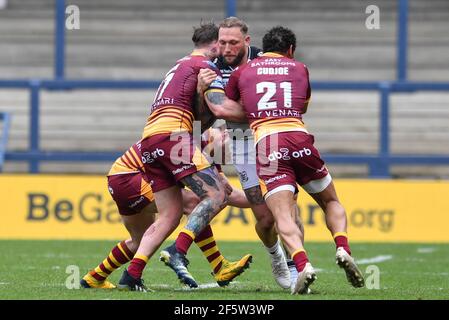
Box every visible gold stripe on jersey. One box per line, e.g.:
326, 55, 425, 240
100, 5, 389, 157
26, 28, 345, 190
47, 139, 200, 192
259, 178, 268, 197
107, 145, 144, 176
128, 147, 143, 168
250, 117, 308, 144
142, 106, 194, 139
123, 152, 138, 169
140, 178, 155, 202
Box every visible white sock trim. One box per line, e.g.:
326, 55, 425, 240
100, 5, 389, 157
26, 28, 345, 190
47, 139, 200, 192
266, 239, 282, 255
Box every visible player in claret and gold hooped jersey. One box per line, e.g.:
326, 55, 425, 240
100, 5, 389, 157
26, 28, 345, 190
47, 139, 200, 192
201, 26, 365, 295
114, 22, 252, 291
80, 136, 252, 291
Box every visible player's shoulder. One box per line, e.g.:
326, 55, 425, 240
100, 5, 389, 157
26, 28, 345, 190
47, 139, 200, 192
195, 57, 220, 71
292, 59, 309, 71
248, 46, 263, 60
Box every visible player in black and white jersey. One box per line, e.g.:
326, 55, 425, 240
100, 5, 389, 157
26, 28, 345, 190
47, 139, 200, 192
206, 17, 303, 290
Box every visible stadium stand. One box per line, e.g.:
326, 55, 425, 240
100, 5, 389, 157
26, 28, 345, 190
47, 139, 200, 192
0, 0, 448, 177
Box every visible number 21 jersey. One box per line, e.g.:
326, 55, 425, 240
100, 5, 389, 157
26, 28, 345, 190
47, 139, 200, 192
225, 52, 311, 144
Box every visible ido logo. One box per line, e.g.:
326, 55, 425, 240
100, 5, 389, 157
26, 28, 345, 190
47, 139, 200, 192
26, 193, 120, 223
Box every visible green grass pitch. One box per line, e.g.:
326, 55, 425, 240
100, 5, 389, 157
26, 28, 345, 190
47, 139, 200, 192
1, 240, 448, 300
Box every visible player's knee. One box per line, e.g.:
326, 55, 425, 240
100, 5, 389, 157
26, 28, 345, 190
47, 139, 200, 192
326, 200, 346, 217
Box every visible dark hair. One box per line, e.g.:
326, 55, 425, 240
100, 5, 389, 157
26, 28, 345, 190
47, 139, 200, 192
262, 26, 296, 54
219, 16, 249, 35
192, 22, 219, 47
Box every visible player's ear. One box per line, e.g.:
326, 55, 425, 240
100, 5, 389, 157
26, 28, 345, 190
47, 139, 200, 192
244, 35, 251, 46
287, 45, 295, 58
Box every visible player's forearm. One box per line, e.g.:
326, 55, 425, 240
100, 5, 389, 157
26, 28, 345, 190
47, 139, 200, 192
204, 91, 247, 123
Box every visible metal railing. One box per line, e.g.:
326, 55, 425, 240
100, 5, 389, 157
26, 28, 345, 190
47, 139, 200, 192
0, 112, 11, 171
1, 0, 448, 176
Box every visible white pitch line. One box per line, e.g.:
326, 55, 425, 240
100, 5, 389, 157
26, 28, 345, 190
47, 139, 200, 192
177, 282, 220, 290
417, 247, 436, 254
356, 255, 393, 265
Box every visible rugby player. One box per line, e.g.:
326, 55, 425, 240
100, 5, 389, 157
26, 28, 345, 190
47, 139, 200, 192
115, 22, 245, 291
200, 17, 301, 289
80, 135, 252, 291
200, 26, 365, 294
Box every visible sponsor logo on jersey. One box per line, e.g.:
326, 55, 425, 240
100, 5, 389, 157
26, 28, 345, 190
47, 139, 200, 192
172, 164, 193, 175
264, 174, 287, 184
129, 196, 145, 208
141, 148, 165, 164
267, 147, 311, 161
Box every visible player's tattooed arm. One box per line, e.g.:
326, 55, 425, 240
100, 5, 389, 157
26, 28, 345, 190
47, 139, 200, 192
198, 68, 247, 123
204, 91, 247, 123
244, 185, 265, 205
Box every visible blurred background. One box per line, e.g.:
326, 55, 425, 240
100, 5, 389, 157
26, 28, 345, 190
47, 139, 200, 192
0, 0, 448, 178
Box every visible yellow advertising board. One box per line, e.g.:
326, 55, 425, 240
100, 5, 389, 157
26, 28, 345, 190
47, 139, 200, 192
1, 175, 449, 242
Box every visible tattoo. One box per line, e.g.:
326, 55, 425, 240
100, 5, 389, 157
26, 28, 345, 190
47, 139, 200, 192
196, 172, 219, 191
244, 186, 265, 205
185, 198, 214, 235
182, 167, 225, 235
206, 91, 225, 105
182, 168, 219, 198
182, 175, 206, 198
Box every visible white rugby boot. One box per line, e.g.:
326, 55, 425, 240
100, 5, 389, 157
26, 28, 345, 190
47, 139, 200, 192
335, 247, 365, 288
291, 262, 317, 295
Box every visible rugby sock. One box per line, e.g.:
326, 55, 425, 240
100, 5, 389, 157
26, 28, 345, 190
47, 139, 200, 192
194, 225, 224, 274
292, 249, 309, 272
265, 239, 283, 257
333, 232, 351, 255
175, 228, 195, 255
89, 240, 134, 281
127, 254, 148, 279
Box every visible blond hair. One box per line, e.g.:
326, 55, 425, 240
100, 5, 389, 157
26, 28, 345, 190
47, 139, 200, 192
219, 16, 249, 35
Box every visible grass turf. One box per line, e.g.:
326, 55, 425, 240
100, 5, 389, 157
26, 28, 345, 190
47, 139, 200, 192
0, 240, 448, 300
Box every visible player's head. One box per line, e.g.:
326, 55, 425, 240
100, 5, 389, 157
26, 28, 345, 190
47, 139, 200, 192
262, 26, 296, 58
192, 22, 220, 60
218, 17, 250, 67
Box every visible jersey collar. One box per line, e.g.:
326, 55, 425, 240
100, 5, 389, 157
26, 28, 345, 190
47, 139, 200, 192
261, 52, 285, 58
191, 50, 206, 57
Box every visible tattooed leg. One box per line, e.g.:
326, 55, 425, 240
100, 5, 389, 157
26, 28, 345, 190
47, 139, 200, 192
181, 167, 227, 236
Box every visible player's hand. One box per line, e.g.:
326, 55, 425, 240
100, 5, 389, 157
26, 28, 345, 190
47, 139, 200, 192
197, 68, 218, 93
217, 172, 233, 195
224, 180, 233, 196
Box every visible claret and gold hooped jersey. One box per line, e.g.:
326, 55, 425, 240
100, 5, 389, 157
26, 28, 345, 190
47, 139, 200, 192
107, 141, 144, 176
107, 129, 220, 176
142, 52, 224, 139
225, 52, 311, 144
